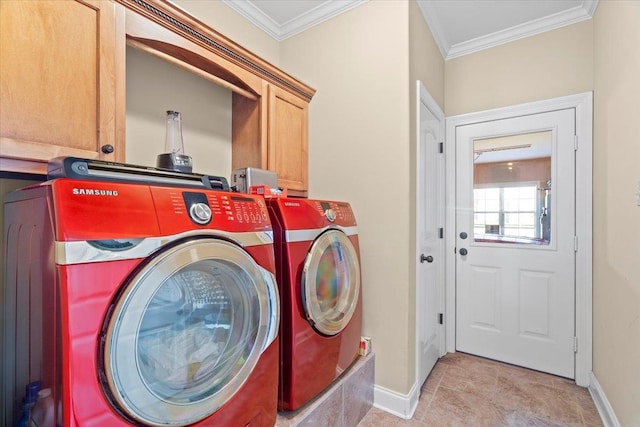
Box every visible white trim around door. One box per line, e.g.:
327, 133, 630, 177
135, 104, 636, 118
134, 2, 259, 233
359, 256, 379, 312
444, 92, 593, 387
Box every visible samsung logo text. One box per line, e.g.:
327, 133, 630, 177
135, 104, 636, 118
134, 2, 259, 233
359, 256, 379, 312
72, 188, 119, 196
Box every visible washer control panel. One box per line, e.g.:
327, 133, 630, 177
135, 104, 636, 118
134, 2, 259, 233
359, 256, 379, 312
203, 193, 269, 226
152, 187, 271, 233
180, 191, 270, 227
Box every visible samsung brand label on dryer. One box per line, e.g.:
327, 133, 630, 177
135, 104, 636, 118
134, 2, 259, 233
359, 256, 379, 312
72, 188, 119, 196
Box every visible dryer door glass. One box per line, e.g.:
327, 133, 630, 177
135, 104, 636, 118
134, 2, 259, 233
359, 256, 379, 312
302, 230, 361, 336
101, 238, 277, 426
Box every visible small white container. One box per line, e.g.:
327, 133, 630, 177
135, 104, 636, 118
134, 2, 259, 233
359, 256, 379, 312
31, 388, 55, 427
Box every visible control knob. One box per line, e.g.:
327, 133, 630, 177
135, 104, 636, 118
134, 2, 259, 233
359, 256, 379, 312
324, 209, 336, 222
189, 202, 212, 225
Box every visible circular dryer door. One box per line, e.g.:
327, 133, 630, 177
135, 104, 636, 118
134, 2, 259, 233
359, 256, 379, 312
302, 229, 361, 336
101, 238, 278, 426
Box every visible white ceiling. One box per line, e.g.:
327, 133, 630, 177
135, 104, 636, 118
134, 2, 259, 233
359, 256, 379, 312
222, 0, 598, 60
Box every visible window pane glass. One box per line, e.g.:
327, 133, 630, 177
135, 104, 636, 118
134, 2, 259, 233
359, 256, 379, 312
486, 199, 500, 211
520, 213, 535, 226
485, 188, 500, 199
504, 213, 518, 226
520, 198, 535, 211
485, 213, 500, 225
503, 187, 519, 199
473, 131, 552, 245
504, 199, 519, 211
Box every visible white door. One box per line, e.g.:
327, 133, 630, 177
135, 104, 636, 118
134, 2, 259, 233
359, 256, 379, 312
416, 81, 445, 387
455, 109, 576, 378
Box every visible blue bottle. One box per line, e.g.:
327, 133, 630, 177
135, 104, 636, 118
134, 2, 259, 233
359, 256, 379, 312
16, 381, 41, 427
16, 399, 33, 427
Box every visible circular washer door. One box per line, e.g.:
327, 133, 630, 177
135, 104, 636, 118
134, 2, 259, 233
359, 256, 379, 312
102, 238, 277, 426
301, 229, 360, 336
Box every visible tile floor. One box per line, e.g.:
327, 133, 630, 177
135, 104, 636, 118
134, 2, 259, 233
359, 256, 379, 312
358, 352, 603, 427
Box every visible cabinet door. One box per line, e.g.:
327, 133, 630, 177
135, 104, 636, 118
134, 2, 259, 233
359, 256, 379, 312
0, 0, 123, 174
268, 85, 309, 196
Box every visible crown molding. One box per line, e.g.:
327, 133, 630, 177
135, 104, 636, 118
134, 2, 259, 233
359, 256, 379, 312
222, 0, 367, 41
416, 0, 450, 59
446, 1, 599, 60
418, 0, 598, 61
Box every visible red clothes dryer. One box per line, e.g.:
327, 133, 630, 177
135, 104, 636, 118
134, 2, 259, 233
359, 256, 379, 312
266, 198, 363, 411
3, 177, 280, 426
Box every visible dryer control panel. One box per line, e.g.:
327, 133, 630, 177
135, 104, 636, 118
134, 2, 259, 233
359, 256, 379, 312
314, 201, 356, 225
268, 198, 357, 230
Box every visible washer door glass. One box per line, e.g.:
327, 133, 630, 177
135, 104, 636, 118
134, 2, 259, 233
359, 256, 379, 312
302, 230, 360, 336
102, 238, 275, 426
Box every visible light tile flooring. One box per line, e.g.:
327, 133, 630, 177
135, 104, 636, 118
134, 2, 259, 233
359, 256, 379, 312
358, 352, 603, 427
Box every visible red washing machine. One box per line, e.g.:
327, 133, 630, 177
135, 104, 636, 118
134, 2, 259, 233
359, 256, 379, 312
3, 160, 280, 426
266, 198, 362, 411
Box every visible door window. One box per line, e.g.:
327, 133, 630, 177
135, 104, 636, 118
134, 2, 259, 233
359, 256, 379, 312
102, 238, 275, 426
473, 131, 552, 245
302, 230, 360, 336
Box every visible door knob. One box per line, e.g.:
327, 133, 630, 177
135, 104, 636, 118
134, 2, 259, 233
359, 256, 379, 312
459, 248, 468, 256
459, 232, 468, 239
420, 254, 434, 263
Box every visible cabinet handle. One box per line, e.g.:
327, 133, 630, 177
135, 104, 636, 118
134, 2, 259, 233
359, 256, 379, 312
101, 144, 114, 154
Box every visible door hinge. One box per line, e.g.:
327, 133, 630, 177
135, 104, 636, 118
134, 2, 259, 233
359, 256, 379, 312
439, 227, 444, 239
438, 313, 444, 325
573, 336, 578, 353
574, 235, 579, 252
574, 135, 578, 151
439, 142, 444, 153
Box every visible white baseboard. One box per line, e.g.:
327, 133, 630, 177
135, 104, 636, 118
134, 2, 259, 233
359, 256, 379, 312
589, 372, 621, 427
372, 382, 419, 420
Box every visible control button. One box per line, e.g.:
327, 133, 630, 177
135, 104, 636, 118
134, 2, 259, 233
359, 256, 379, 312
324, 209, 336, 222
189, 203, 212, 225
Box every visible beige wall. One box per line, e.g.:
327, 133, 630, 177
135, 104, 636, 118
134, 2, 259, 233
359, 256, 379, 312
409, 1, 445, 110
280, 1, 415, 394
126, 46, 232, 177
445, 20, 594, 116
593, 1, 640, 425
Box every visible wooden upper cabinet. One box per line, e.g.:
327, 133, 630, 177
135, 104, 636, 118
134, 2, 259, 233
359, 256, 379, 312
0, 0, 124, 174
267, 85, 309, 195
232, 82, 310, 197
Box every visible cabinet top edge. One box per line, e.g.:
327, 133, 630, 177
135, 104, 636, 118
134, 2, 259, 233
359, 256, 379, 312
116, 0, 316, 101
